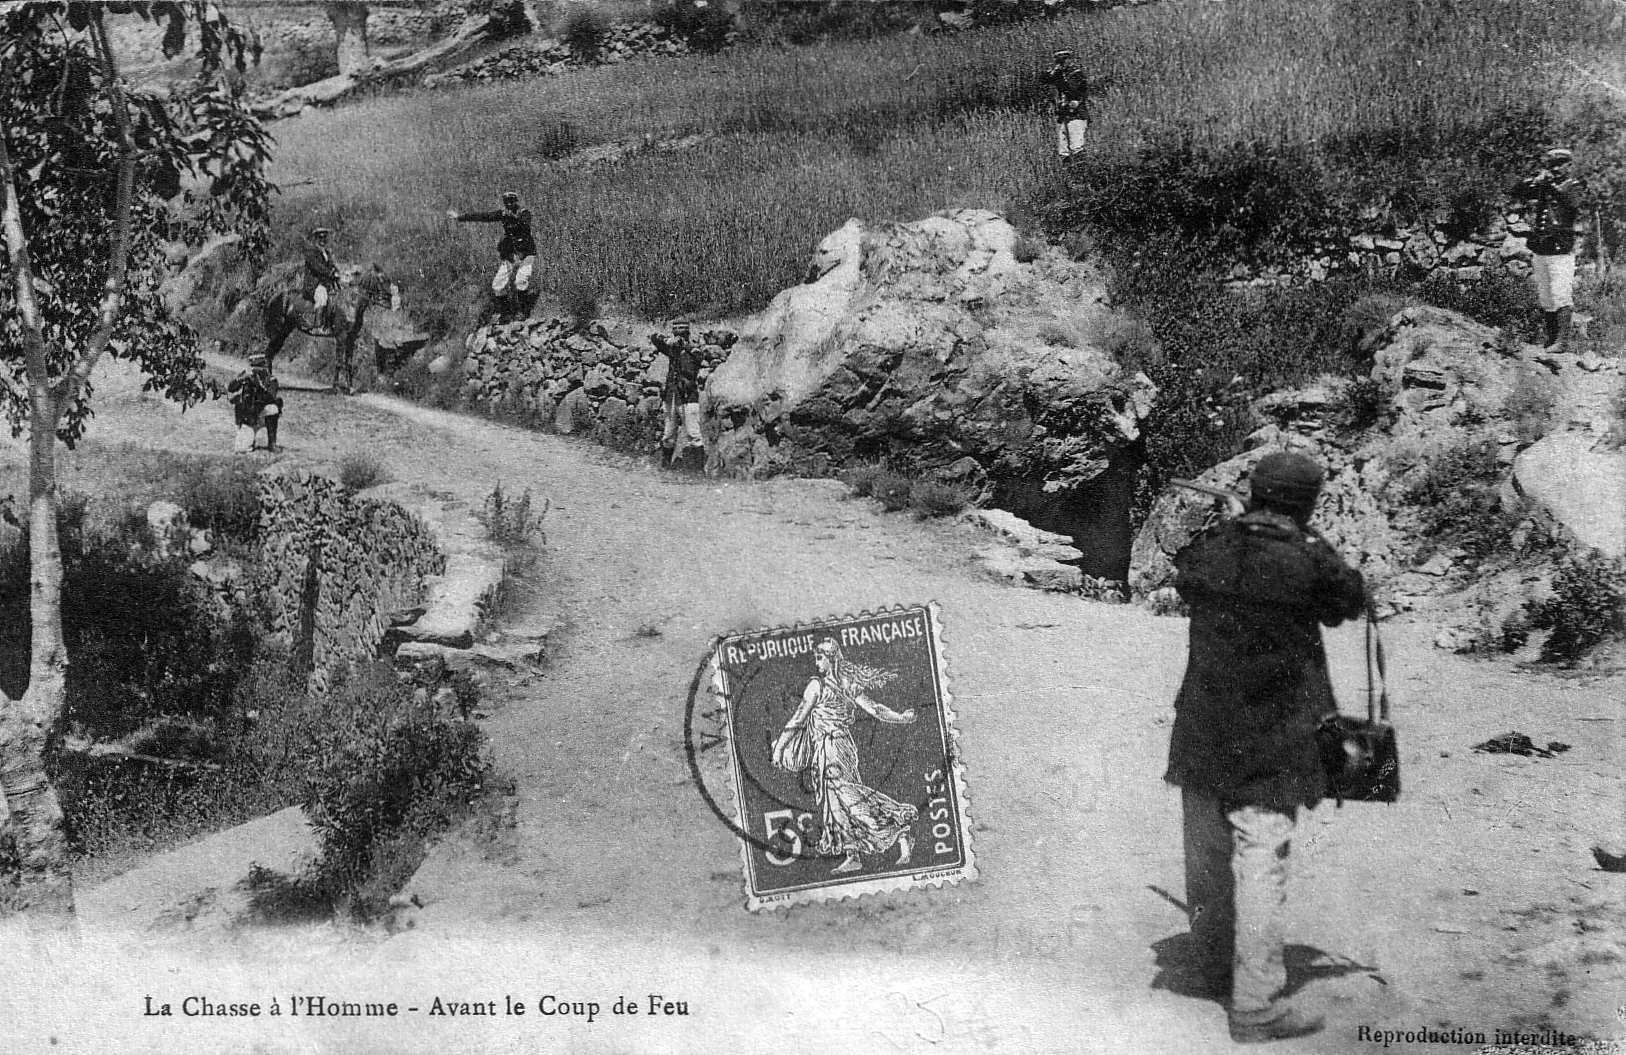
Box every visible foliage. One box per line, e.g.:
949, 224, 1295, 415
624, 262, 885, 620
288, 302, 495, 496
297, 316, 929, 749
870, 468, 915, 513
476, 481, 547, 547
1503, 367, 1559, 446
174, 457, 261, 543
1526, 550, 1626, 663
299, 663, 490, 908
1416, 267, 1541, 343
1397, 436, 1515, 562
0, 496, 256, 739
561, 4, 610, 59
1329, 377, 1388, 434
337, 452, 389, 492
653, 0, 735, 52
2, 3, 275, 447
840, 460, 887, 498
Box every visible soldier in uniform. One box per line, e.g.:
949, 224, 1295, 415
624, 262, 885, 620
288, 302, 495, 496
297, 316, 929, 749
1511, 148, 1584, 349
227, 353, 284, 454
1163, 452, 1367, 1044
1041, 49, 1090, 160
655, 321, 703, 469
302, 227, 341, 334
448, 191, 538, 323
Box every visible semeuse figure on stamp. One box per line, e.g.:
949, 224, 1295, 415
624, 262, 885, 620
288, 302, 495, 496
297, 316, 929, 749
448, 190, 537, 324
655, 321, 703, 469
227, 353, 283, 454
772, 638, 919, 875
1041, 49, 1090, 160
1510, 147, 1584, 350
1163, 452, 1367, 1044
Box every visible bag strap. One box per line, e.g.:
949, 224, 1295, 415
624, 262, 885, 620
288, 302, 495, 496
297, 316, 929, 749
1365, 603, 1391, 724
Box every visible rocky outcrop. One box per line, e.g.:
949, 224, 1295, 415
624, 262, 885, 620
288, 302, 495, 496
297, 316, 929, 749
707, 209, 1156, 579
424, 20, 710, 88
1131, 306, 1626, 616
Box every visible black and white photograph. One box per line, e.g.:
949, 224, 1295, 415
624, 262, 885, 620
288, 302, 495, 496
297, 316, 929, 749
1, 1, 1623, 1052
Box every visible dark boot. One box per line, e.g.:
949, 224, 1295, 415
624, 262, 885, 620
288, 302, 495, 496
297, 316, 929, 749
1543, 310, 1560, 348
1555, 306, 1573, 351
264, 418, 280, 453
518, 289, 540, 320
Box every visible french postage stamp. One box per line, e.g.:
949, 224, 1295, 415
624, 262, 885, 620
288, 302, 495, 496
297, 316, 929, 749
706, 603, 975, 911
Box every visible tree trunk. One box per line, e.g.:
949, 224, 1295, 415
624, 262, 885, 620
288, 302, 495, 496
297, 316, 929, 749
0, 385, 75, 923
326, 2, 370, 78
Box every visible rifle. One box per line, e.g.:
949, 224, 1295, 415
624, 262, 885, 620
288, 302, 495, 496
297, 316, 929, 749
1170, 478, 1246, 517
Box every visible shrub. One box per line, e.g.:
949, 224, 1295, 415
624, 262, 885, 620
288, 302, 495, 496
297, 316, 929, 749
1330, 376, 1388, 433
909, 479, 972, 518
871, 469, 915, 512
654, 0, 735, 52
175, 459, 261, 544
1527, 551, 1626, 663
840, 460, 887, 498
1398, 436, 1515, 561
1504, 367, 1559, 446
1416, 266, 1540, 342
477, 481, 547, 547
561, 4, 610, 59
337, 453, 390, 492
299, 663, 491, 911
1339, 293, 1411, 365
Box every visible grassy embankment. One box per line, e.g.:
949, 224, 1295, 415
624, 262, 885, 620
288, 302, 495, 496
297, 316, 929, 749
248, 0, 1624, 478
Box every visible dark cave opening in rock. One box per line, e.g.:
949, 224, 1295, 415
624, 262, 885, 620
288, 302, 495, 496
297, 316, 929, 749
991, 444, 1144, 585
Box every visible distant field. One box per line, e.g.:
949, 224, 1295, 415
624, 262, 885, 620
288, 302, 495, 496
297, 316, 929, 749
262, 0, 1612, 330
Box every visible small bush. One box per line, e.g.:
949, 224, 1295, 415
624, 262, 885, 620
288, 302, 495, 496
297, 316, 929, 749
477, 482, 547, 547
1339, 293, 1410, 364
1417, 267, 1540, 342
1330, 376, 1387, 433
1527, 551, 1626, 663
841, 461, 887, 498
561, 4, 610, 58
871, 469, 915, 512
1504, 367, 1559, 446
337, 453, 390, 492
653, 0, 735, 52
908, 479, 971, 518
175, 459, 261, 543
1399, 436, 1515, 561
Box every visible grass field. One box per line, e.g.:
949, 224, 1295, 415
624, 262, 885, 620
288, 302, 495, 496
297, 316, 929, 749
262, 0, 1617, 332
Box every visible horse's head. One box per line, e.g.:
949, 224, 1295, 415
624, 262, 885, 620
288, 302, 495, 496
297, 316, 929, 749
342, 263, 402, 311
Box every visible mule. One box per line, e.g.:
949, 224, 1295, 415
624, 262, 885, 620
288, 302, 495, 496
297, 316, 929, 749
262, 265, 400, 394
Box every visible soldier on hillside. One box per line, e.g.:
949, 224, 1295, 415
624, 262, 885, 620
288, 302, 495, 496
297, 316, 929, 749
1164, 452, 1367, 1044
448, 191, 538, 324
655, 321, 703, 469
227, 353, 284, 454
1041, 49, 1090, 160
1511, 147, 1585, 349
302, 226, 340, 334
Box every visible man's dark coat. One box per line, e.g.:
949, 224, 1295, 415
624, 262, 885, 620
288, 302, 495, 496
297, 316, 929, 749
1163, 509, 1366, 811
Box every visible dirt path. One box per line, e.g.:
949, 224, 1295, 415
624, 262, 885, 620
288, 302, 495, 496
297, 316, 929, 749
14, 362, 1625, 1054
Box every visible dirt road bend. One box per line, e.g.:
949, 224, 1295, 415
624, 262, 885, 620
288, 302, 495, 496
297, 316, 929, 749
20, 368, 1626, 1055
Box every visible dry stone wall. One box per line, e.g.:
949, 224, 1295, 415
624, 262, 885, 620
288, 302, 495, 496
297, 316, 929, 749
256, 464, 445, 692
454, 316, 734, 439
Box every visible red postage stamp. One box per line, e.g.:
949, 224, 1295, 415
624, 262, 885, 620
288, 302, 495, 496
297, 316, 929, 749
705, 603, 976, 911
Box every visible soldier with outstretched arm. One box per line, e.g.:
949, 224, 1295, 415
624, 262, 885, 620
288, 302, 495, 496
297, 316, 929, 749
447, 190, 538, 323
1510, 147, 1584, 349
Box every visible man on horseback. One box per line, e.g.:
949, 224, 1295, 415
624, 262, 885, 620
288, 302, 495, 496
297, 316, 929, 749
302, 226, 341, 335
448, 191, 538, 323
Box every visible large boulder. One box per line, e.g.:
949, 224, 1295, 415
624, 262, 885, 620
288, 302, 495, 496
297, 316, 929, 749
706, 210, 1155, 578
1131, 305, 1626, 607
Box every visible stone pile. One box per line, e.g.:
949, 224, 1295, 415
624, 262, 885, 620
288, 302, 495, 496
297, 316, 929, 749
455, 316, 735, 438
426, 21, 704, 87
255, 464, 446, 693
1223, 209, 1547, 291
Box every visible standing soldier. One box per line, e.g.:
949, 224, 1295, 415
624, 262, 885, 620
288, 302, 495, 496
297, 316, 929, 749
1511, 148, 1584, 349
227, 353, 284, 454
448, 191, 538, 323
1041, 49, 1090, 161
302, 227, 341, 334
655, 321, 703, 469
1163, 452, 1367, 1044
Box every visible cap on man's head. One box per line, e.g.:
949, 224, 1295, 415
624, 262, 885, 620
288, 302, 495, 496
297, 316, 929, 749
248, 353, 269, 367
672, 321, 691, 333
311, 226, 331, 238
501, 190, 520, 202
1054, 49, 1073, 59
1542, 148, 1573, 167
1249, 451, 1324, 512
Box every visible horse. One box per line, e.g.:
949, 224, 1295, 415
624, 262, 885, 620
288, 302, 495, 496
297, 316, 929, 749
261, 264, 401, 394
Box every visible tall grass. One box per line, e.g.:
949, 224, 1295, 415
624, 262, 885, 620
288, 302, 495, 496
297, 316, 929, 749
265, 0, 1613, 325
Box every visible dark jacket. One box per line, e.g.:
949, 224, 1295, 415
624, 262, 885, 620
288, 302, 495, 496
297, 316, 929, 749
1041, 61, 1090, 120
227, 369, 282, 426
1163, 509, 1366, 811
301, 241, 340, 299
1512, 173, 1582, 256
658, 336, 702, 404
457, 207, 537, 259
